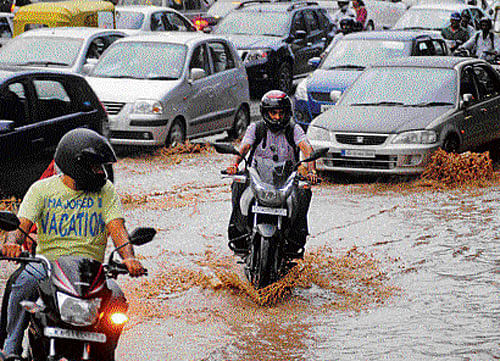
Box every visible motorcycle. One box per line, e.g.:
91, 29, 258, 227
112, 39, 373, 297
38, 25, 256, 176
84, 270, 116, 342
0, 211, 156, 361
213, 142, 327, 289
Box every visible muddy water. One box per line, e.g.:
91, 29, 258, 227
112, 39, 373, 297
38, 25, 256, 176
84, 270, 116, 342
107, 148, 499, 361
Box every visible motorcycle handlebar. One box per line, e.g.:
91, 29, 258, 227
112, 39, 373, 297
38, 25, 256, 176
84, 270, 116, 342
106, 261, 148, 278
0, 252, 44, 263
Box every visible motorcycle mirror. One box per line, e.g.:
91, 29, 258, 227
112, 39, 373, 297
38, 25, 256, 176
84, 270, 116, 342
129, 227, 156, 246
300, 147, 329, 165
0, 211, 21, 232
210, 142, 241, 156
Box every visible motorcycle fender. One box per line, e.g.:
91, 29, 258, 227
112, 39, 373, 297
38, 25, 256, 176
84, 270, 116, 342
256, 224, 277, 238
240, 187, 254, 217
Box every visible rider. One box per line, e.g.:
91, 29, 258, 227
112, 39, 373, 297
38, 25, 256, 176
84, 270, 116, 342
352, 0, 367, 30
441, 12, 470, 46
0, 128, 146, 360
460, 10, 476, 39
226, 90, 318, 259
459, 17, 500, 60
331, 1, 356, 31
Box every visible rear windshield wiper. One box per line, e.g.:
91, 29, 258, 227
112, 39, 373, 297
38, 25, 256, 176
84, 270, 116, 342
408, 101, 454, 107
398, 26, 432, 31
328, 64, 365, 70
16, 61, 70, 67
350, 101, 405, 106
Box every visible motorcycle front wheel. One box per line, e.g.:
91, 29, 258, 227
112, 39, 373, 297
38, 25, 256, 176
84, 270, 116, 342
246, 235, 278, 289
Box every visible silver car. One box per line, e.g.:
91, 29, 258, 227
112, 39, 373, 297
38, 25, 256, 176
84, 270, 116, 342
308, 57, 500, 175
0, 27, 127, 74
86, 32, 250, 146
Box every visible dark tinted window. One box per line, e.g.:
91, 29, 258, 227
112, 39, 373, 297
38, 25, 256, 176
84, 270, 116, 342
0, 82, 28, 125
190, 44, 211, 76
207, 41, 235, 72
473, 65, 500, 99
304, 10, 319, 32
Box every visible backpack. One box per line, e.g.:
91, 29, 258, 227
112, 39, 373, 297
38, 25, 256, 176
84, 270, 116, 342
248, 120, 299, 165
473, 31, 495, 54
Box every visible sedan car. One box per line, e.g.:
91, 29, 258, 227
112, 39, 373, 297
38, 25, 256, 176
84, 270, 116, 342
295, 30, 448, 128
86, 32, 250, 147
0, 70, 109, 196
307, 57, 500, 175
0, 27, 127, 74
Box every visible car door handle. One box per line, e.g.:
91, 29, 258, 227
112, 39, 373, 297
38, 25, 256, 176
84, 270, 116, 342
32, 138, 44, 144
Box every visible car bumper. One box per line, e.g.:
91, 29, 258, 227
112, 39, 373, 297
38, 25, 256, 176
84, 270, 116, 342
107, 110, 169, 146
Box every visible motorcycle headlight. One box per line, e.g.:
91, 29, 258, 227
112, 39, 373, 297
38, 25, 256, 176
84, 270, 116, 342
132, 100, 163, 115
392, 130, 438, 144
307, 125, 330, 141
57, 292, 102, 327
244, 48, 270, 64
295, 78, 309, 101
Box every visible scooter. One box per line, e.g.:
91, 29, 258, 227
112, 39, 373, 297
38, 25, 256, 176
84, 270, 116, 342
213, 142, 327, 289
0, 211, 155, 361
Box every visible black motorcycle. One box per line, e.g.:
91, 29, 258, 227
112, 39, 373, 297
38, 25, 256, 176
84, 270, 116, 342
0, 211, 155, 361
213, 143, 327, 289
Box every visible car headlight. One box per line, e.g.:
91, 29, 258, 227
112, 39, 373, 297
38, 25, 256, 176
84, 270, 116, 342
307, 125, 330, 141
132, 100, 163, 115
295, 78, 308, 101
57, 292, 101, 327
244, 48, 270, 64
392, 130, 438, 144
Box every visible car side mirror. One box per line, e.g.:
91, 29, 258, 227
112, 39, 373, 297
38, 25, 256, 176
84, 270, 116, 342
129, 227, 156, 246
189, 68, 206, 82
0, 211, 20, 232
82, 58, 99, 75
308, 57, 321, 69
461, 93, 474, 108
330, 90, 342, 104
0, 120, 14, 134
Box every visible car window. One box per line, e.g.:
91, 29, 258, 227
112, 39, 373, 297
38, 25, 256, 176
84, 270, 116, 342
0, 17, 12, 38
415, 41, 433, 56
291, 11, 307, 34
432, 40, 446, 56
304, 10, 320, 32
207, 41, 235, 73
316, 9, 331, 31
460, 67, 479, 101
163, 12, 195, 31
116, 11, 145, 30
151, 12, 168, 31
33, 79, 73, 121
473, 65, 500, 100
0, 82, 28, 126
86, 37, 107, 59
189, 44, 211, 76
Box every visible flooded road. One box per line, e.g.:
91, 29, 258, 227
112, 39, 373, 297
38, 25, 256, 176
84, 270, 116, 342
108, 146, 499, 361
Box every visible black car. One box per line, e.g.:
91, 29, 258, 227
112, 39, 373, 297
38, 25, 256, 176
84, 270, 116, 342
212, 0, 334, 94
0, 70, 109, 197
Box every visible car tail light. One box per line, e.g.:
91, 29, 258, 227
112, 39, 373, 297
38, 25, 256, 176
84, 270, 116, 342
193, 17, 209, 31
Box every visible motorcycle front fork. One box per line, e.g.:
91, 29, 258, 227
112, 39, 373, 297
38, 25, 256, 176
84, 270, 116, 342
47, 339, 91, 361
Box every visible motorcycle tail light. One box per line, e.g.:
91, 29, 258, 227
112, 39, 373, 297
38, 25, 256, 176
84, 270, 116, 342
110, 312, 128, 326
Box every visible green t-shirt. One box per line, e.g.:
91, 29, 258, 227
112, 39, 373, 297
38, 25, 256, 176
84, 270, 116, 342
18, 176, 124, 262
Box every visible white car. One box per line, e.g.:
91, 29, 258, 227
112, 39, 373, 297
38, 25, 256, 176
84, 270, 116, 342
86, 32, 251, 147
115, 5, 197, 34
0, 12, 13, 49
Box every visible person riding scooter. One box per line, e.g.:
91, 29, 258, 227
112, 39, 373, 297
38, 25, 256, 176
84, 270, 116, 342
441, 12, 470, 50
0, 128, 146, 360
226, 90, 318, 258
458, 17, 500, 60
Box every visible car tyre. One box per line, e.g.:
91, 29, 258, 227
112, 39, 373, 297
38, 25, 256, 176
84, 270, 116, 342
274, 62, 293, 95
442, 135, 459, 153
228, 106, 250, 140
167, 119, 186, 147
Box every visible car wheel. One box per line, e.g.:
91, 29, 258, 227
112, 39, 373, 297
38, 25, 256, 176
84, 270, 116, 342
167, 119, 185, 147
442, 135, 459, 153
228, 106, 250, 140
274, 62, 293, 95
366, 20, 374, 31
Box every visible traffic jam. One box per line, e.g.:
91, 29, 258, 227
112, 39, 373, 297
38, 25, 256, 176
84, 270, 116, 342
0, 0, 499, 360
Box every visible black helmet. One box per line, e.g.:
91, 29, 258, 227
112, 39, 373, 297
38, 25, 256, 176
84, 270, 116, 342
479, 17, 492, 31
260, 90, 292, 132
55, 128, 117, 192
337, 1, 349, 8
340, 17, 356, 34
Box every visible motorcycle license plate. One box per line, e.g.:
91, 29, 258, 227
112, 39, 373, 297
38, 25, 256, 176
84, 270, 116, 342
252, 205, 287, 216
44, 327, 106, 343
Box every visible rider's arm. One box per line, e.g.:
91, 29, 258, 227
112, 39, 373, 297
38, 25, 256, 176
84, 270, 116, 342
298, 139, 316, 173
2, 217, 33, 257
460, 33, 476, 51
107, 218, 146, 277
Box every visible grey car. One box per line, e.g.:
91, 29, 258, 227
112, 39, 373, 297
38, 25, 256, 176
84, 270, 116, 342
307, 56, 500, 175
86, 32, 250, 147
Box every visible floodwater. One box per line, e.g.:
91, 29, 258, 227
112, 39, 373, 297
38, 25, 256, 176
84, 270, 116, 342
106, 146, 499, 361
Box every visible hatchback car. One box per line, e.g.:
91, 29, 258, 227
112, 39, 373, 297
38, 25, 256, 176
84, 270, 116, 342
0, 27, 127, 74
212, 0, 334, 94
0, 70, 109, 196
115, 5, 197, 34
307, 57, 500, 175
86, 32, 250, 147
294, 30, 448, 128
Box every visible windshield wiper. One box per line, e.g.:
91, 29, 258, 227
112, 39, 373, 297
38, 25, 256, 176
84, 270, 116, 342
351, 101, 406, 107
408, 101, 454, 107
327, 65, 365, 70
399, 26, 432, 31
16, 61, 69, 67
102, 75, 140, 79
147, 76, 178, 80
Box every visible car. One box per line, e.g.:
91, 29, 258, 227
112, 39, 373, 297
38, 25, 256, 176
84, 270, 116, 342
115, 5, 198, 34
0, 70, 109, 197
212, 0, 334, 94
0, 12, 13, 49
0, 27, 127, 74
307, 56, 500, 175
294, 30, 448, 128
85, 32, 251, 147
393, 2, 487, 32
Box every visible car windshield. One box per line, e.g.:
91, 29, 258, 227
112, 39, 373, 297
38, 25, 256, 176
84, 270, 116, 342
0, 37, 83, 67
322, 39, 411, 69
206, 0, 239, 18
116, 10, 145, 30
214, 11, 289, 36
393, 8, 454, 30
340, 67, 457, 106
91, 42, 186, 80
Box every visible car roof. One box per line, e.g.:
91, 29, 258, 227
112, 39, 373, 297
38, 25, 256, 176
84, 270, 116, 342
116, 5, 182, 14
409, 2, 475, 11
343, 30, 443, 41
17, 27, 126, 39
371, 56, 481, 69
235, 1, 321, 13
0, 69, 84, 82
115, 31, 227, 45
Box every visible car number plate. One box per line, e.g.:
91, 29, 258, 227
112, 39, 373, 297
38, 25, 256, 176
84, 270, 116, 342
252, 205, 287, 216
341, 149, 375, 158
44, 327, 106, 343
320, 104, 334, 113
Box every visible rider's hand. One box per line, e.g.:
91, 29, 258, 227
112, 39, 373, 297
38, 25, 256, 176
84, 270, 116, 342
1, 243, 22, 258
123, 258, 146, 277
307, 170, 318, 185
226, 163, 238, 175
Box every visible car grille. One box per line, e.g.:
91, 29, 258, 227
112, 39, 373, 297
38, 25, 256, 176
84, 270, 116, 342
109, 130, 149, 140
102, 101, 126, 115
335, 134, 387, 145
323, 153, 397, 170
310, 92, 331, 102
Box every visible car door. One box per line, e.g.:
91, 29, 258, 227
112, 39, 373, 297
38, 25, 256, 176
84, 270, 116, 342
457, 65, 484, 149
163, 11, 197, 31
289, 11, 310, 75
